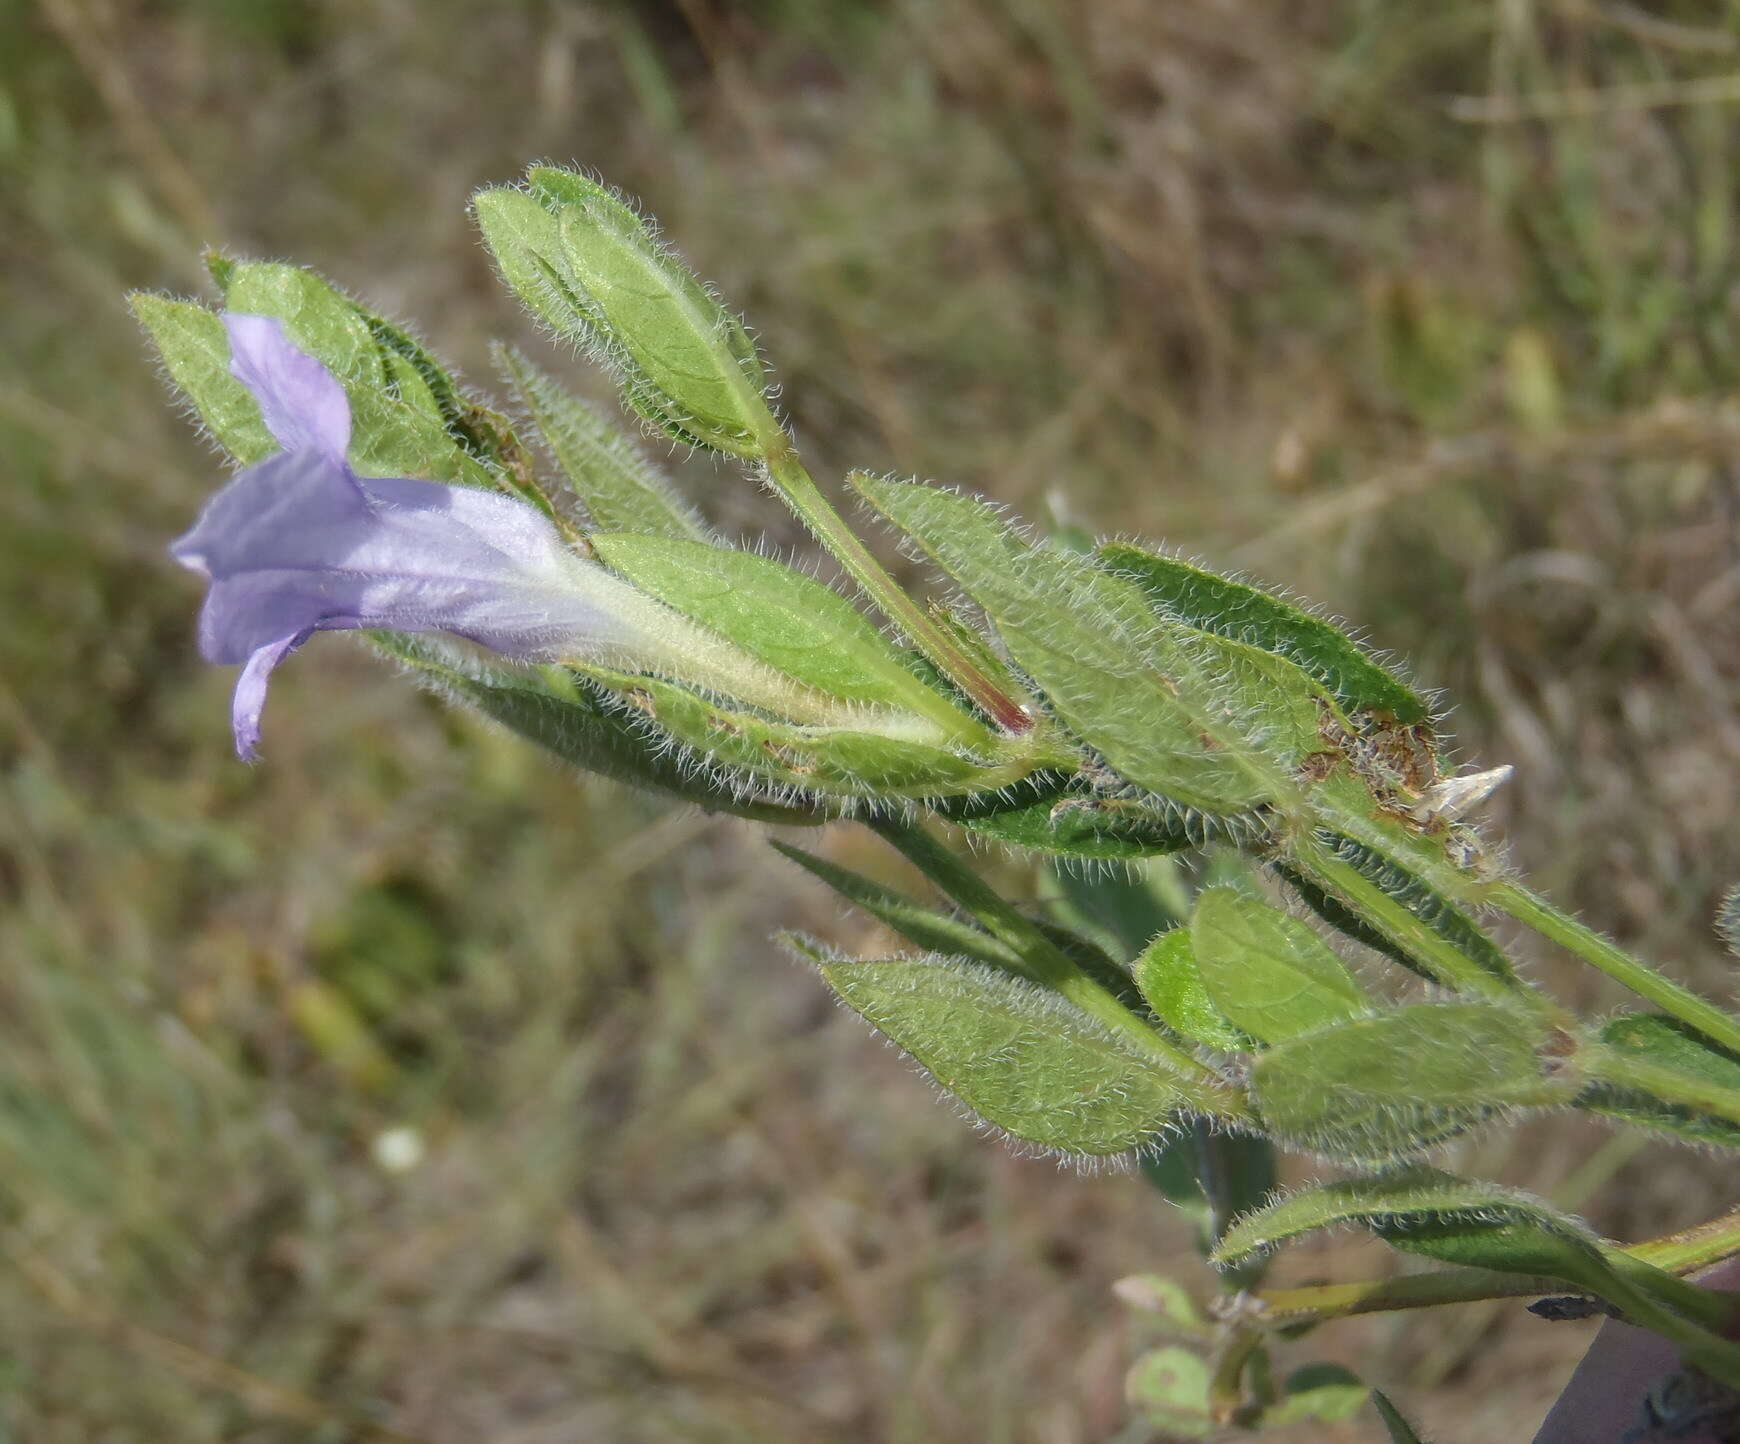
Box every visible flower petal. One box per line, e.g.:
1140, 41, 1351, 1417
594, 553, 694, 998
231, 632, 308, 761
224, 312, 352, 464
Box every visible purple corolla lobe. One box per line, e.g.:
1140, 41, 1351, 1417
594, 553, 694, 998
171, 313, 642, 759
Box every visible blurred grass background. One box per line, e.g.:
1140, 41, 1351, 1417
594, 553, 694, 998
4, 1, 1740, 1439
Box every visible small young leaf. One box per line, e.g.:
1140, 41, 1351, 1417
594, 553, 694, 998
1124, 1347, 1214, 1438
1579, 1014, 1740, 1147
1719, 885, 1740, 958
495, 343, 708, 541
1190, 887, 1367, 1044
1212, 1165, 1591, 1267
1135, 929, 1252, 1053
374, 636, 817, 824
1112, 1274, 1212, 1338
529, 166, 779, 458
1100, 542, 1430, 725
591, 533, 981, 743
800, 948, 1186, 1156
852, 476, 1324, 816
1250, 1003, 1559, 1163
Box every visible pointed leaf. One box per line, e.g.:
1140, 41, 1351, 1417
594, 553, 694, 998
852, 476, 1325, 816
775, 840, 1145, 1009
130, 293, 275, 461
1250, 1003, 1560, 1163
1579, 1014, 1740, 1147
1278, 831, 1517, 986
528, 166, 778, 458
591, 533, 981, 742
1100, 542, 1430, 725
943, 784, 1196, 860
496, 343, 707, 540
375, 636, 815, 824
574, 666, 1011, 800
1112, 1275, 1212, 1338
1135, 929, 1252, 1053
799, 947, 1185, 1156
1190, 887, 1367, 1044
1212, 1166, 1592, 1267
1371, 1391, 1427, 1444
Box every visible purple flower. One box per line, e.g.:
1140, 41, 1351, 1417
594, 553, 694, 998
171, 314, 649, 759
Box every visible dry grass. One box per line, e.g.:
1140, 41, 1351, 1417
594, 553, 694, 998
4, 1, 1740, 1439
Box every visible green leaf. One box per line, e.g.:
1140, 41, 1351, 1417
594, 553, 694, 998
472, 185, 583, 337
1190, 887, 1367, 1044
495, 343, 707, 541
942, 783, 1196, 860
1124, 1347, 1214, 1438
800, 947, 1185, 1156
1579, 1014, 1740, 1147
1277, 832, 1518, 986
591, 533, 981, 742
376, 636, 816, 825
1212, 1165, 1591, 1267
1250, 1003, 1559, 1163
1100, 542, 1430, 726
773, 840, 1144, 1010
1135, 929, 1251, 1053
1256, 1365, 1370, 1427
529, 166, 778, 458
852, 476, 1326, 817
574, 665, 1007, 800
130, 293, 275, 462
1370, 1391, 1427, 1444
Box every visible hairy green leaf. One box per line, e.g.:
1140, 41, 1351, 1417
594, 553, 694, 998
1190, 887, 1366, 1044
374, 636, 815, 824
592, 533, 980, 742
528, 166, 778, 458
495, 344, 707, 540
1212, 1165, 1590, 1266
1257, 1365, 1370, 1427
1250, 1003, 1558, 1163
801, 948, 1185, 1156
1371, 1391, 1428, 1444
130, 293, 275, 462
1277, 831, 1517, 986
852, 476, 1326, 816
1100, 542, 1429, 725
1135, 929, 1251, 1053
575, 666, 1005, 800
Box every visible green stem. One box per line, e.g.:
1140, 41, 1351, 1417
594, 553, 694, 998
867, 818, 1246, 1117
1584, 1048, 1740, 1127
1285, 832, 1533, 1008
764, 449, 1033, 734
1493, 880, 1740, 1056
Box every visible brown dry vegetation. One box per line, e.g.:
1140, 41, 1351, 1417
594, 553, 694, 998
4, 1, 1740, 1440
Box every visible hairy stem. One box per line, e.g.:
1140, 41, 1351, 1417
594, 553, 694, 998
1492, 880, 1740, 1055
763, 448, 1033, 733
867, 818, 1246, 1117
